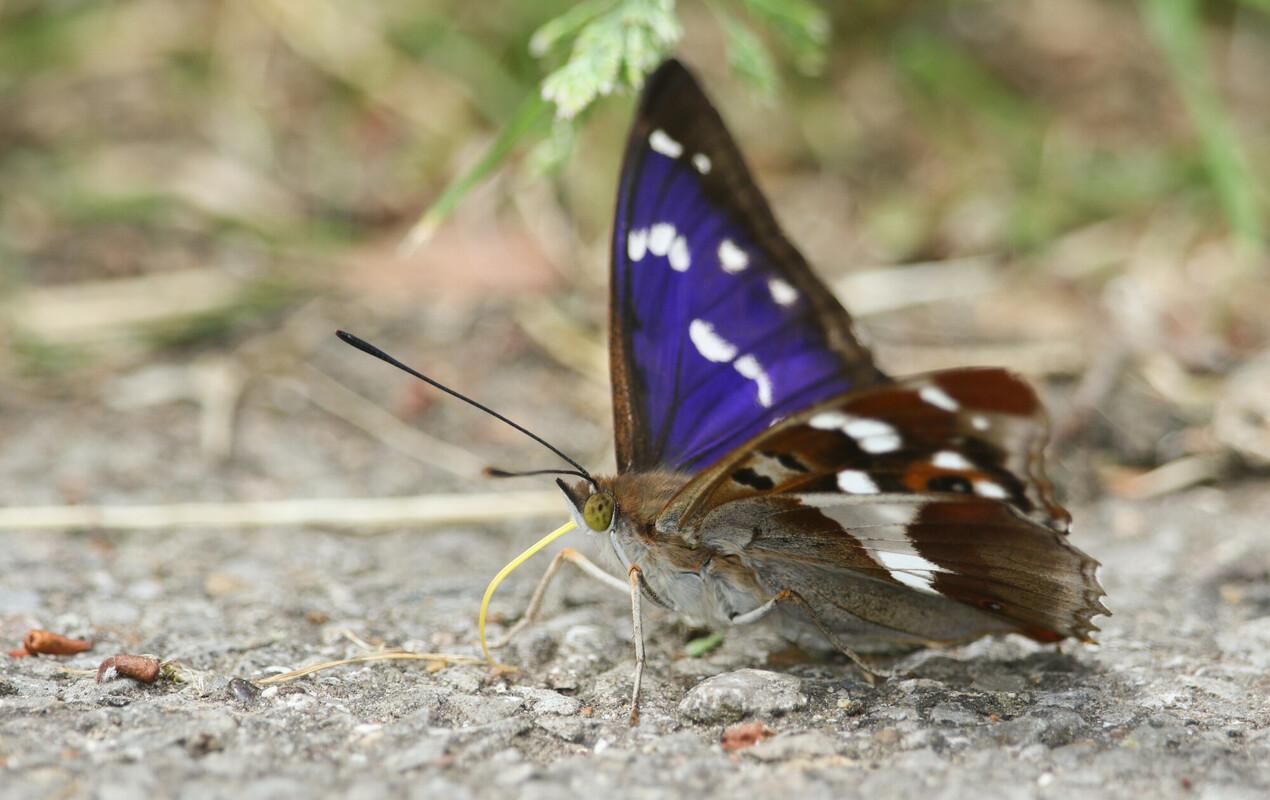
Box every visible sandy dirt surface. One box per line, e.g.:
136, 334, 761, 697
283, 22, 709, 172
2, 341, 1268, 800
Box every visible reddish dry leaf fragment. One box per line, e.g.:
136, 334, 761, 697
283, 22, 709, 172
721, 721, 775, 752
23, 629, 92, 656
96, 655, 161, 684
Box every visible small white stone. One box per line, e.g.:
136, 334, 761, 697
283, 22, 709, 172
837, 470, 879, 494
768, 278, 798, 306
919, 385, 960, 412
627, 228, 648, 262
689, 319, 738, 363
692, 153, 712, 174
649, 129, 683, 158
648, 223, 675, 256
668, 235, 691, 271
718, 239, 749, 272
932, 450, 974, 471
678, 669, 806, 724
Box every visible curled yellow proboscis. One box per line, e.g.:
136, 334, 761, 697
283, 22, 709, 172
478, 519, 577, 666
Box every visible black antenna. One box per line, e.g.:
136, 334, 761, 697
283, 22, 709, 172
336, 331, 598, 490
485, 466, 593, 483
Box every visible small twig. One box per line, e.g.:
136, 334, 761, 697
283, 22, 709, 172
339, 629, 379, 652
0, 490, 563, 533
872, 339, 1086, 377
193, 355, 248, 461
278, 365, 488, 479
1106, 452, 1231, 500
255, 650, 495, 685
834, 256, 1003, 317
57, 667, 99, 677
513, 302, 608, 384
1053, 341, 1131, 448
6, 268, 243, 345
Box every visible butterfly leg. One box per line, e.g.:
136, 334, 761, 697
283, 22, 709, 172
488, 547, 627, 650
771, 589, 886, 686
627, 564, 647, 727
728, 593, 784, 625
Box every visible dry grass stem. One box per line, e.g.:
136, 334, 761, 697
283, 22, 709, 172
513, 302, 608, 383
874, 339, 1087, 378
255, 650, 490, 685
7, 269, 243, 345
0, 491, 563, 533
835, 257, 1003, 317
1108, 453, 1231, 500
286, 365, 488, 479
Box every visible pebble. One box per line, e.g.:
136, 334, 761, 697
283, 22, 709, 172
677, 669, 807, 724
515, 686, 581, 716
535, 715, 588, 743
748, 731, 841, 761
448, 693, 523, 725
386, 737, 449, 772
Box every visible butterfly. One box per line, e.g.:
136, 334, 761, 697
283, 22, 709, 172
340, 58, 1107, 726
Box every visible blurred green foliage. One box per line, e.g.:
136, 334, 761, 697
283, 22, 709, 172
1143, 0, 1263, 255
0, 0, 1265, 314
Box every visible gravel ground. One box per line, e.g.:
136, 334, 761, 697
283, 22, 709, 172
2, 371, 1269, 800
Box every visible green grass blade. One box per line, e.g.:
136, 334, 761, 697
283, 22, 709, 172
400, 93, 554, 254
1142, 0, 1264, 256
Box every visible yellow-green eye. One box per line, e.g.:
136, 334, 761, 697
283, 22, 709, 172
582, 492, 615, 532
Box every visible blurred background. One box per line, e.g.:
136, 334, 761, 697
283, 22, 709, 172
1, 0, 1269, 517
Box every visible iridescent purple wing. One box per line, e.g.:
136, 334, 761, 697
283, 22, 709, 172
611, 60, 885, 473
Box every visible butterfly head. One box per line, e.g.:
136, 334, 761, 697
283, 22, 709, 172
557, 478, 617, 535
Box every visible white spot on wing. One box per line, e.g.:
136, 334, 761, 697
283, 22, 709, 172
809, 411, 849, 430
627, 228, 648, 262
649, 129, 683, 158
718, 239, 749, 272
648, 223, 675, 256
689, 319, 738, 363
733, 354, 773, 407
972, 415, 990, 431
974, 481, 1009, 499
874, 551, 941, 593
807, 412, 902, 452
844, 418, 902, 453
692, 153, 711, 174
668, 235, 691, 271
837, 470, 878, 494
920, 385, 960, 412
932, 450, 974, 471
768, 278, 798, 306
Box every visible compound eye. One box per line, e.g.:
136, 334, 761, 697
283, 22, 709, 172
582, 492, 615, 532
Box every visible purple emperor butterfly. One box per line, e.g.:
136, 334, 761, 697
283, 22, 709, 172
340, 59, 1107, 725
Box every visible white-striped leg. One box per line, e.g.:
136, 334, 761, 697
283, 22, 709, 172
627, 564, 646, 727
488, 547, 627, 650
